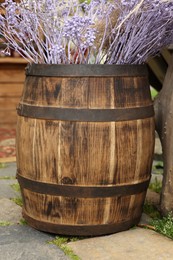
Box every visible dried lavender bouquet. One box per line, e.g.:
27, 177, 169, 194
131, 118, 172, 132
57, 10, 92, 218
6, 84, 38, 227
0, 0, 173, 64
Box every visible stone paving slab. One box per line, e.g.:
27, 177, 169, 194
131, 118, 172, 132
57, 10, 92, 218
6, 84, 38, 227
0, 225, 69, 260
150, 173, 163, 183
139, 213, 152, 225
146, 190, 160, 207
0, 198, 22, 224
0, 179, 20, 199
0, 163, 16, 178
68, 227, 173, 260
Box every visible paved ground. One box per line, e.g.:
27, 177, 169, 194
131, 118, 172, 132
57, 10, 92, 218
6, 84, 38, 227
0, 225, 68, 260
68, 228, 173, 260
0, 157, 172, 260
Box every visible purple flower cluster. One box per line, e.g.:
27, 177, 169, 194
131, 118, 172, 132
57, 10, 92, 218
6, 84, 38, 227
0, 0, 110, 63
106, 0, 173, 64
63, 16, 96, 50
0, 0, 173, 64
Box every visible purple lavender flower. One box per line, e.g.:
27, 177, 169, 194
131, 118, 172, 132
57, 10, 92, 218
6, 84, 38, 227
0, 0, 173, 64
106, 0, 173, 64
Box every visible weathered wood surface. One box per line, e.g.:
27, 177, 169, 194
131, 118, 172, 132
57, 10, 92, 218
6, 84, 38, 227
16, 65, 155, 236
0, 62, 26, 128
154, 55, 173, 215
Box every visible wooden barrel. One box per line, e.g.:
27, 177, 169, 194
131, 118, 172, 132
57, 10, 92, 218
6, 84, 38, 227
16, 64, 155, 236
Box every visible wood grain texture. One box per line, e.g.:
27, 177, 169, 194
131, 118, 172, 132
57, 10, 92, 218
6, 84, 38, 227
21, 190, 145, 225
0, 110, 17, 127
0, 83, 23, 96
0, 63, 26, 82
0, 62, 26, 128
16, 65, 155, 236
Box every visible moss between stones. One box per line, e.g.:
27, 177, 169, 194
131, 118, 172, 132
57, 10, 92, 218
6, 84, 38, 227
149, 177, 162, 194
10, 183, 21, 193
11, 197, 23, 207
19, 218, 27, 225
143, 202, 161, 219
0, 176, 15, 180
0, 221, 11, 226
48, 236, 82, 260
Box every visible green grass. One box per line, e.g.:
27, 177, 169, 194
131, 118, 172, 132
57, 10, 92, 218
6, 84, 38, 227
10, 183, 21, 193
143, 202, 161, 219
143, 202, 173, 240
149, 177, 162, 194
152, 161, 164, 175
151, 213, 173, 240
10, 183, 23, 206
0, 176, 15, 180
49, 236, 82, 260
11, 197, 23, 207
19, 218, 27, 225
0, 221, 11, 226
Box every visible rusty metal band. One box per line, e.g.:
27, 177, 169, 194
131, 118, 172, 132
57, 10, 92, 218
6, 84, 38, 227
17, 173, 150, 198
25, 64, 148, 77
22, 210, 141, 236
17, 104, 154, 122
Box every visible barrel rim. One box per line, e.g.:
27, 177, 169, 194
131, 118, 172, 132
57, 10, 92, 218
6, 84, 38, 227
26, 64, 148, 77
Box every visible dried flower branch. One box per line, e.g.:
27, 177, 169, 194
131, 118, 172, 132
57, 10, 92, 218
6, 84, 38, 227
106, 0, 173, 64
0, 0, 173, 64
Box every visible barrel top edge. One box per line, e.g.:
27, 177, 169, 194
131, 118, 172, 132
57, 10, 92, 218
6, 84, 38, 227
26, 64, 148, 77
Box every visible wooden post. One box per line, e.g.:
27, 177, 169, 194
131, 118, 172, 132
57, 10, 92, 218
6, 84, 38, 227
154, 55, 173, 215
